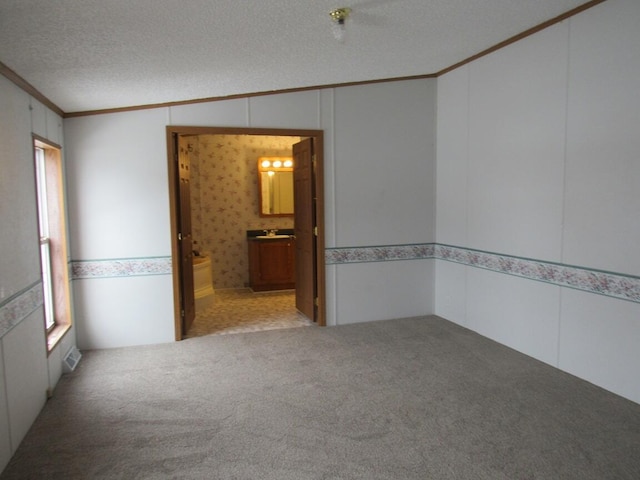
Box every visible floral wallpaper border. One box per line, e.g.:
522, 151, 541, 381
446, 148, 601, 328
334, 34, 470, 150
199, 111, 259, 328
326, 243, 640, 304
71, 257, 172, 279
434, 244, 640, 304
0, 281, 43, 338
4, 242, 634, 336
325, 244, 435, 264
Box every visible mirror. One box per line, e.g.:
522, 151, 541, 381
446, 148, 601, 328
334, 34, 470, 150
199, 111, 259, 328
258, 157, 294, 216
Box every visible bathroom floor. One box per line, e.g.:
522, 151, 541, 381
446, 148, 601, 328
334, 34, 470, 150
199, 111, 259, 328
185, 288, 314, 338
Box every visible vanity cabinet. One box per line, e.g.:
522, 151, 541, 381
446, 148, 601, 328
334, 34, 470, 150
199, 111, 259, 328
248, 237, 296, 291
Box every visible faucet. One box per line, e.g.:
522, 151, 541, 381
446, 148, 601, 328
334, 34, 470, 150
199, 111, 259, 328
263, 229, 277, 237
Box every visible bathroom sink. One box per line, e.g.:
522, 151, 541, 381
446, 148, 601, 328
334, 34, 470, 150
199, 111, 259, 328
255, 235, 291, 239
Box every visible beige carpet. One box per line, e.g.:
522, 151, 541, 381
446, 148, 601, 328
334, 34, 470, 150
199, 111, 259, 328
185, 288, 313, 338
2, 316, 639, 479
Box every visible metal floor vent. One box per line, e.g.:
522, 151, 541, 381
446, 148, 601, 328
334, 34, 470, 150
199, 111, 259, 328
63, 346, 82, 373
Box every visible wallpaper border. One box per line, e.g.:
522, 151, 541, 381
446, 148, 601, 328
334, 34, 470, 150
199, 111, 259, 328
326, 243, 640, 304
0, 281, 43, 338
54, 245, 640, 304
325, 243, 435, 265
3, 243, 637, 336
71, 256, 172, 279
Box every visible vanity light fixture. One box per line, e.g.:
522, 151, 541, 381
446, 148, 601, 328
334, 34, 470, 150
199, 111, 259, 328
258, 157, 294, 173
329, 7, 352, 42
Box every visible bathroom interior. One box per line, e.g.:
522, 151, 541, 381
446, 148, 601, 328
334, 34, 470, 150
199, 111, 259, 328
186, 133, 311, 337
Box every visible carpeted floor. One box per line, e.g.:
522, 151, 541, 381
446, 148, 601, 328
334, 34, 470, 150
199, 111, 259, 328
2, 316, 639, 479
186, 288, 313, 338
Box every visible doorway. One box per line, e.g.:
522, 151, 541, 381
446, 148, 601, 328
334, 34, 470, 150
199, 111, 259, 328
166, 126, 325, 340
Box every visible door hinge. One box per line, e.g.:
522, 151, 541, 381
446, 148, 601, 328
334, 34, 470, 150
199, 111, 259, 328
178, 232, 182, 240
314, 297, 319, 307
314, 226, 318, 236
181, 309, 185, 318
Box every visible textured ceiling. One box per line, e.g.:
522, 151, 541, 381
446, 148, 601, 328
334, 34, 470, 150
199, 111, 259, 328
0, 0, 596, 114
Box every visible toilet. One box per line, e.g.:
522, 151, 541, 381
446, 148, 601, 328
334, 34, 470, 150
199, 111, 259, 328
193, 256, 214, 310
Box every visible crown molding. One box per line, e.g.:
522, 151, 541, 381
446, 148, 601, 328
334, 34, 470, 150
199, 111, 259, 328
0, 60, 64, 117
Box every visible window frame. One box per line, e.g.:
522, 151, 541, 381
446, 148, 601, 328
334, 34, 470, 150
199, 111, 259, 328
33, 136, 72, 352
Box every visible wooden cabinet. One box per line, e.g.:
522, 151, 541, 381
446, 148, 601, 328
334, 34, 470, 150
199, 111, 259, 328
248, 237, 296, 291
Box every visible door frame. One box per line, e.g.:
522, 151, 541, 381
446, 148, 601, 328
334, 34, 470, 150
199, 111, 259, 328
166, 126, 326, 340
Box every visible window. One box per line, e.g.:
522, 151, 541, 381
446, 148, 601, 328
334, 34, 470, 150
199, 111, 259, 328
34, 138, 71, 350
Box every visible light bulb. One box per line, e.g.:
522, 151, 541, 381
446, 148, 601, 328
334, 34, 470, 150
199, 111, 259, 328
273, 160, 282, 168
332, 21, 347, 42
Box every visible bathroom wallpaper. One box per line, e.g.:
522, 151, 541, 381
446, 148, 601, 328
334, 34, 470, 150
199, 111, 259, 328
190, 134, 299, 289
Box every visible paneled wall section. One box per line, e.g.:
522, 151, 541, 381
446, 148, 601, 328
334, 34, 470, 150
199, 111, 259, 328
435, 0, 640, 403
0, 75, 77, 473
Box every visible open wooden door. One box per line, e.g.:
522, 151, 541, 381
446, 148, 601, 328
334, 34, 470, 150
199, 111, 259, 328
168, 126, 325, 338
293, 138, 316, 321
175, 135, 195, 334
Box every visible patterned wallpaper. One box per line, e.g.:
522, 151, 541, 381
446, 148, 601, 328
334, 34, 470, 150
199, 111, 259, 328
190, 134, 300, 289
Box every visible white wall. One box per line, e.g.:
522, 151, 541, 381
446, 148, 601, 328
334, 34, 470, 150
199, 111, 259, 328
64, 108, 176, 349
64, 78, 437, 346
435, 0, 640, 403
331, 81, 437, 323
0, 75, 77, 472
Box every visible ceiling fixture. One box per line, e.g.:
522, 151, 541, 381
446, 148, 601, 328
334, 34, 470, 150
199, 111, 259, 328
329, 7, 352, 42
